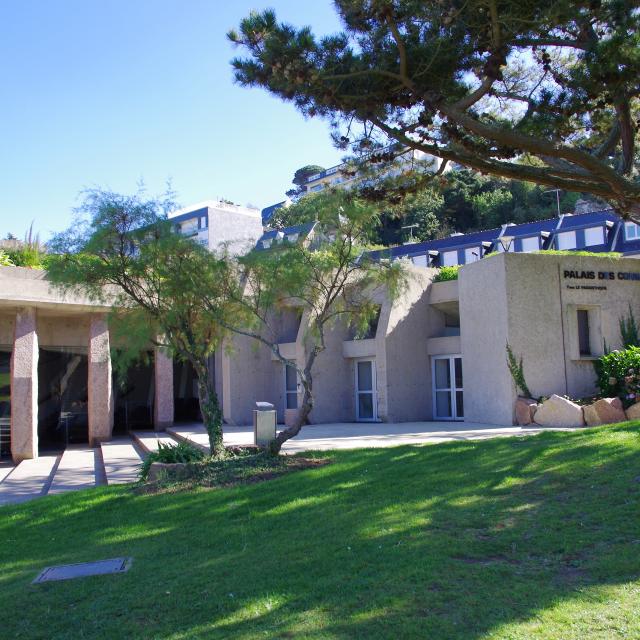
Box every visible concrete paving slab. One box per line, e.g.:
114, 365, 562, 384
167, 424, 210, 453
0, 455, 59, 506
101, 438, 143, 485
49, 446, 97, 494
132, 431, 179, 454
172, 421, 577, 454
0, 461, 16, 484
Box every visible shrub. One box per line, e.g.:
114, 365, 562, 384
506, 343, 532, 398
433, 265, 459, 282
139, 440, 205, 481
594, 346, 640, 407
619, 305, 640, 348
0, 250, 14, 266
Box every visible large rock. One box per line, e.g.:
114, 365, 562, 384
583, 397, 626, 426
534, 394, 585, 428
626, 401, 640, 421
515, 397, 537, 426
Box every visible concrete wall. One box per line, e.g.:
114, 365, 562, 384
459, 252, 640, 425
383, 268, 433, 422
459, 254, 514, 425
503, 253, 640, 401
207, 203, 263, 257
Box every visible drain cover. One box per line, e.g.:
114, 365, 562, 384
33, 557, 132, 584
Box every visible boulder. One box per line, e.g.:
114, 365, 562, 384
534, 394, 585, 428
583, 397, 626, 426
515, 397, 537, 426
626, 401, 640, 421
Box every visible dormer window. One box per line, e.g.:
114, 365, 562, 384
441, 250, 458, 267
556, 231, 576, 250
464, 247, 480, 263
288, 233, 299, 243
520, 236, 540, 253
262, 239, 272, 249
584, 226, 605, 246
625, 222, 640, 240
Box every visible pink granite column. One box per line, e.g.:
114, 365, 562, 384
88, 314, 114, 446
154, 347, 174, 430
11, 307, 38, 462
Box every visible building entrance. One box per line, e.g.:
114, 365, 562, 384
38, 346, 89, 451
113, 353, 155, 432
432, 355, 464, 421
0, 347, 11, 458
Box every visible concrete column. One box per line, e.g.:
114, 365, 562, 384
88, 314, 113, 446
11, 307, 38, 462
154, 347, 174, 430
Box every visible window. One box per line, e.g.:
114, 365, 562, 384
285, 365, 298, 410
200, 216, 207, 229
352, 307, 380, 340
310, 184, 324, 192
261, 239, 272, 249
625, 222, 640, 240
556, 231, 576, 250
287, 233, 299, 243
577, 309, 591, 356
411, 254, 428, 267
441, 250, 458, 267
520, 236, 540, 253
464, 247, 480, 264
356, 360, 376, 421
584, 226, 605, 247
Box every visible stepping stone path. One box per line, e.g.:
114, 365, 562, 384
49, 446, 100, 494
0, 455, 59, 506
101, 439, 144, 485
0, 435, 155, 505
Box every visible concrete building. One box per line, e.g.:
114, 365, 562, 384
169, 200, 263, 256
2, 207, 640, 463
220, 251, 640, 428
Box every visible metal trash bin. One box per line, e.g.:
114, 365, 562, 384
253, 402, 276, 447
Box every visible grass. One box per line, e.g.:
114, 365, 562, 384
1, 424, 639, 639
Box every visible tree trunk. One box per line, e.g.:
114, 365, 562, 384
191, 357, 224, 457
268, 377, 313, 455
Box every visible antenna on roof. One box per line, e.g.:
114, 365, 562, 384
543, 189, 562, 217
401, 224, 419, 243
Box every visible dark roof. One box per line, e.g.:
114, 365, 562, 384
261, 201, 287, 225
368, 209, 638, 263
255, 221, 317, 250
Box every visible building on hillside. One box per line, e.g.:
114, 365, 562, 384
168, 200, 263, 256
368, 209, 640, 267
262, 146, 441, 226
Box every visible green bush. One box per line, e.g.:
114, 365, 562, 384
6, 245, 46, 268
0, 250, 14, 266
594, 346, 640, 407
433, 265, 459, 282
139, 440, 205, 481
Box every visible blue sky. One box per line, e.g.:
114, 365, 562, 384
0, 1, 344, 240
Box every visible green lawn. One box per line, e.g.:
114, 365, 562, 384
2, 424, 640, 639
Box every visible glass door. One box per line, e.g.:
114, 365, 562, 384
284, 364, 298, 409
356, 359, 377, 422
432, 355, 464, 420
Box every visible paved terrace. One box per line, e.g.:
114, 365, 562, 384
0, 421, 576, 506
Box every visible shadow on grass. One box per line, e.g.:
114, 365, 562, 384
1, 424, 639, 639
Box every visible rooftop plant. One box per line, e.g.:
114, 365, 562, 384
432, 265, 459, 283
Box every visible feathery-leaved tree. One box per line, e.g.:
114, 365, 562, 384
47, 189, 233, 456
212, 190, 405, 454
230, 1, 640, 219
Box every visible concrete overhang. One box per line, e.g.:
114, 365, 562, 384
342, 338, 376, 359
429, 279, 459, 310
0, 265, 116, 313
